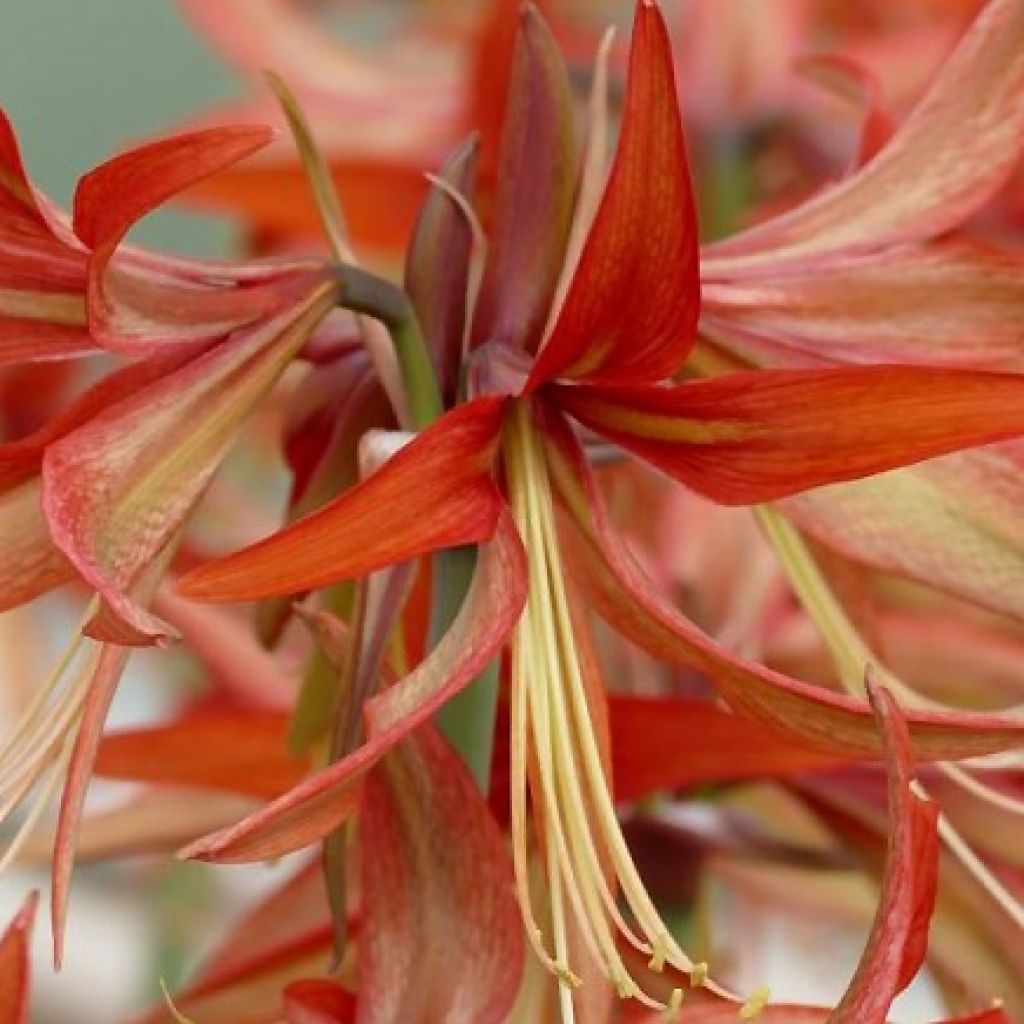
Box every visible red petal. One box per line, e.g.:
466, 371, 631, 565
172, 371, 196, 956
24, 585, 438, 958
358, 728, 523, 1024
179, 512, 526, 863
543, 410, 1024, 759
470, 4, 576, 354
827, 683, 939, 1024
0, 893, 36, 1024
609, 695, 849, 803
95, 710, 306, 799
552, 364, 1024, 504
284, 980, 356, 1024
527, 1, 698, 387
178, 397, 508, 603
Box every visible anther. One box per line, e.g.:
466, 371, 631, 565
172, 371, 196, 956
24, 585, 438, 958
689, 962, 709, 988
739, 985, 771, 1019
663, 988, 684, 1021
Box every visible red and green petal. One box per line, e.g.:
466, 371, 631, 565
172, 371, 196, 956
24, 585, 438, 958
178, 397, 509, 603
527, 0, 699, 388
552, 365, 1024, 504
43, 284, 336, 645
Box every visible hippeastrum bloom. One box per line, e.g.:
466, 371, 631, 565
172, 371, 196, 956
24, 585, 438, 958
179, 2, 1024, 1015
0, 110, 359, 962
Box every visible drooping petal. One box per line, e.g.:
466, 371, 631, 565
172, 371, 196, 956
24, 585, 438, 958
704, 0, 1024, 270
43, 283, 337, 644
405, 136, 478, 406
826, 683, 939, 1024
526, 0, 699, 387
178, 397, 508, 603
95, 710, 306, 799
551, 364, 1024, 504
701, 239, 1024, 370
0, 892, 36, 1024
0, 320, 93, 370
470, 4, 576, 353
179, 512, 526, 863
780, 442, 1024, 623
73, 124, 321, 352
543, 411, 1024, 759
358, 727, 523, 1024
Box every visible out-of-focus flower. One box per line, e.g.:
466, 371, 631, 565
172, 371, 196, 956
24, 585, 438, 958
177, 4, 1024, 1018
0, 892, 36, 1024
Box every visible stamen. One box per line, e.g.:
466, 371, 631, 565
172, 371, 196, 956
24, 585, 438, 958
740, 985, 771, 1019
689, 962, 709, 988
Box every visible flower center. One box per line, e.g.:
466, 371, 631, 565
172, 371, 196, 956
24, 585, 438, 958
504, 402, 707, 1020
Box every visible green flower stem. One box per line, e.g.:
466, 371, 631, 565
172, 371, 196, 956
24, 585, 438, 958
429, 545, 500, 792
335, 263, 496, 789
334, 263, 442, 430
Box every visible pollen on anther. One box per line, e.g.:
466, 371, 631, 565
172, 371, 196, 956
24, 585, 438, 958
664, 987, 684, 1020
739, 984, 771, 1019
689, 962, 708, 987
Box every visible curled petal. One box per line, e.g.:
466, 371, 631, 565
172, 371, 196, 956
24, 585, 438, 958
552, 365, 1024, 504
359, 728, 523, 1024
179, 512, 526, 863
178, 397, 508, 603
527, 0, 699, 387
826, 683, 939, 1024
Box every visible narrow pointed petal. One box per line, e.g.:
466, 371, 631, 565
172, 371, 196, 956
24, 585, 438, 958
0, 892, 36, 1024
43, 285, 336, 643
178, 397, 508, 603
781, 442, 1024, 623
826, 683, 939, 1024
179, 513, 526, 863
552, 364, 1024, 504
527, 1, 699, 387
95, 711, 306, 799
706, 0, 1024, 269
405, 137, 478, 405
544, 411, 1024, 759
471, 5, 576, 352
359, 728, 523, 1024
702, 239, 1024, 370
609, 695, 849, 803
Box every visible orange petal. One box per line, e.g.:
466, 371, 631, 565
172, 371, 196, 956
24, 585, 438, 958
0, 893, 36, 1024
178, 397, 508, 603
551, 364, 1024, 504
527, 0, 699, 387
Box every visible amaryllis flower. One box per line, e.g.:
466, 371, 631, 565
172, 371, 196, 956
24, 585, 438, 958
0, 112, 349, 962
179, 3, 1024, 1016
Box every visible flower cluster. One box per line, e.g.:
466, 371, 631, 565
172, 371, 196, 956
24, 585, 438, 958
0, 1, 1022, 1023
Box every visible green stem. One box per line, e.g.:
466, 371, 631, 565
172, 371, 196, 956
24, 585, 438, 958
334, 263, 442, 429
429, 546, 499, 792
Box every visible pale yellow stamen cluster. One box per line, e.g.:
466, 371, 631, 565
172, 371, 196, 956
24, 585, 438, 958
505, 403, 709, 1021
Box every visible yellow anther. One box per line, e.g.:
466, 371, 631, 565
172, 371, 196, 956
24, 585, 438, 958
554, 964, 583, 989
663, 987, 684, 1021
611, 969, 640, 1000
648, 936, 669, 972
689, 962, 709, 988
739, 985, 771, 1019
